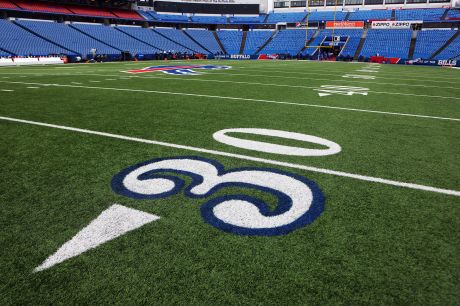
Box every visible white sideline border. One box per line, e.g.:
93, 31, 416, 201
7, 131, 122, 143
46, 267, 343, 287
0, 80, 458, 122
1, 115, 459, 197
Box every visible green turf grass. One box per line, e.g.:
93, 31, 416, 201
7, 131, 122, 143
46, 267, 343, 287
0, 60, 459, 304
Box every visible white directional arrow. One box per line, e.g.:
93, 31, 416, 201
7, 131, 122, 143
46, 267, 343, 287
318, 92, 331, 97
34, 204, 160, 272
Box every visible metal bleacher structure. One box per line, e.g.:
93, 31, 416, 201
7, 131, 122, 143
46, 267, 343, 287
0, 0, 459, 61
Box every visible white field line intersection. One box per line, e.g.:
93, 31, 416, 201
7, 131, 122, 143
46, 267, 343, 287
1, 115, 459, 197
1, 80, 459, 122
2, 71, 458, 91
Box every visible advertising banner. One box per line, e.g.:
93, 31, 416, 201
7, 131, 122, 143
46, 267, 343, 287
325, 21, 364, 29
406, 58, 460, 67
371, 20, 422, 29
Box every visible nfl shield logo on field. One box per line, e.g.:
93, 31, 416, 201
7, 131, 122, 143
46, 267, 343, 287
126, 65, 231, 75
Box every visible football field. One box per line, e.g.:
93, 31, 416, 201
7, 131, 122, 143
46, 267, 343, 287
0, 60, 459, 304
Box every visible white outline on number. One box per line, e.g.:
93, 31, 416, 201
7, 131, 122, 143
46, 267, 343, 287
213, 128, 341, 156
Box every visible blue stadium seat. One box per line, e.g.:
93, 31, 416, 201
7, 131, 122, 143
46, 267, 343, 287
184, 29, 222, 54
16, 20, 122, 57
0, 49, 12, 56
413, 29, 456, 59
191, 15, 227, 24
348, 9, 391, 21
308, 11, 347, 22
216, 30, 243, 54
395, 8, 445, 21
137, 10, 154, 21
116, 26, 191, 53
155, 13, 189, 22
230, 15, 264, 24
70, 23, 158, 56
266, 12, 307, 23
0, 19, 70, 56
434, 35, 460, 60
155, 28, 208, 53
360, 29, 412, 59
261, 29, 314, 55
446, 8, 460, 20
243, 30, 273, 55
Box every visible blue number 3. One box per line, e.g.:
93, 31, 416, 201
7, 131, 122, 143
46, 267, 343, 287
111, 156, 324, 236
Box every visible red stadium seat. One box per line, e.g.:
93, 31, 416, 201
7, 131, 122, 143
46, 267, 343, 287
111, 9, 143, 20
0, 0, 20, 10
13, 0, 72, 14
67, 6, 117, 18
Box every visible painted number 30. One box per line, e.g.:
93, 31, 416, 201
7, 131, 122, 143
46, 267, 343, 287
112, 128, 341, 236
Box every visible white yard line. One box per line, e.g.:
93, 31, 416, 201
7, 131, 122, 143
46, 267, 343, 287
0, 80, 458, 121
1, 89, 13, 92
1, 115, 459, 197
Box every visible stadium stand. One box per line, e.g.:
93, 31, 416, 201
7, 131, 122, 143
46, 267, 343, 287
185, 29, 222, 54
446, 8, 460, 20
0, 0, 20, 10
13, 0, 72, 14
395, 8, 445, 21
111, 9, 143, 20
348, 9, 392, 21
191, 15, 227, 24
434, 34, 460, 60
155, 28, 208, 53
359, 29, 412, 59
15, 19, 121, 57
308, 11, 347, 22
303, 29, 363, 57
0, 19, 70, 56
155, 13, 189, 22
70, 23, 159, 56
243, 30, 273, 55
137, 10, 154, 20
116, 26, 192, 53
261, 29, 313, 55
412, 29, 456, 59
0, 0, 142, 19
266, 12, 307, 23
216, 30, 243, 54
230, 15, 265, 24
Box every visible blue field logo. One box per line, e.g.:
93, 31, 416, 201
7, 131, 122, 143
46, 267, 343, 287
126, 64, 231, 75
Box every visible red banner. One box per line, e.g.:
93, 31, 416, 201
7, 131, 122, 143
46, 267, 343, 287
325, 21, 364, 29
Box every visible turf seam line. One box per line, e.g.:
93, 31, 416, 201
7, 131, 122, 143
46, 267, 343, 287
0, 81, 458, 122
1, 115, 459, 197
